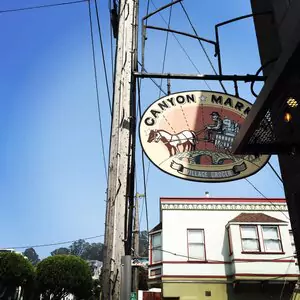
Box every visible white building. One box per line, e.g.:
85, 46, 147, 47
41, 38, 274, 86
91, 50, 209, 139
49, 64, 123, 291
148, 197, 299, 300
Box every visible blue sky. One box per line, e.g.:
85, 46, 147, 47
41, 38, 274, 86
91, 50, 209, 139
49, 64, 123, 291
0, 0, 284, 258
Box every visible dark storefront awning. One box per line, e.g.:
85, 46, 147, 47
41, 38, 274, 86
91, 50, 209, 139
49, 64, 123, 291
232, 29, 300, 155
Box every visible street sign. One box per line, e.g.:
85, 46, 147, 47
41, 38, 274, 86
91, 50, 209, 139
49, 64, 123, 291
140, 90, 270, 182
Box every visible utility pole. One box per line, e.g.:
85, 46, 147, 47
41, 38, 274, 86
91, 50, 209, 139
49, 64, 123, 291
132, 193, 144, 293
102, 0, 139, 299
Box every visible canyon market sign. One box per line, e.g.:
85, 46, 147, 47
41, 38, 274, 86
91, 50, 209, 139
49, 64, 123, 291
139, 91, 270, 182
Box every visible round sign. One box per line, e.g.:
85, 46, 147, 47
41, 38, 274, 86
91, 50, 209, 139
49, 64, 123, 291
139, 90, 270, 182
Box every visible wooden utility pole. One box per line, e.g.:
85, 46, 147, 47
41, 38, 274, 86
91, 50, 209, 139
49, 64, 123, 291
102, 0, 139, 299
132, 193, 142, 293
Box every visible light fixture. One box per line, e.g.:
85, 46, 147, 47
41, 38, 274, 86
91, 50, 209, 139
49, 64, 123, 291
284, 112, 292, 122
287, 97, 298, 108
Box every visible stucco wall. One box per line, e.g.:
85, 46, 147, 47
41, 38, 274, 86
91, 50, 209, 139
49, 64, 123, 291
163, 282, 295, 300
160, 200, 297, 278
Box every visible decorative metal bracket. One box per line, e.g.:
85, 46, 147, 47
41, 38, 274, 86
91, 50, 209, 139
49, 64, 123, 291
140, 3, 273, 91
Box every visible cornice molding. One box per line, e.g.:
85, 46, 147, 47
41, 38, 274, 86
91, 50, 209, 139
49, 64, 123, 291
161, 203, 288, 212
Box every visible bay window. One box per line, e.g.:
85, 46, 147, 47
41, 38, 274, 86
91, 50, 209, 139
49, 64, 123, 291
240, 225, 283, 253
187, 229, 205, 261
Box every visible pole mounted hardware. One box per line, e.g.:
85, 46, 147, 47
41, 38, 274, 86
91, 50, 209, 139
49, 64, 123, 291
140, 6, 273, 95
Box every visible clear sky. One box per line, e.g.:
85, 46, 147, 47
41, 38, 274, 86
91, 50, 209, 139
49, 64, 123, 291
0, 0, 284, 258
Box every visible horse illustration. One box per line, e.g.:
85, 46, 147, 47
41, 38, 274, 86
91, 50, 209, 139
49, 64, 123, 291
147, 129, 197, 157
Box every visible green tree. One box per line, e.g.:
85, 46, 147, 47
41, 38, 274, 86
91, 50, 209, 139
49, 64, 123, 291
69, 239, 90, 257
90, 279, 101, 300
36, 255, 93, 300
23, 248, 40, 266
0, 252, 35, 299
81, 243, 104, 261
50, 247, 70, 256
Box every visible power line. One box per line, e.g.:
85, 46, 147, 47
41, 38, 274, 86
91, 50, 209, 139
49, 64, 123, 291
244, 177, 290, 220
3, 235, 104, 250
94, 0, 113, 115
108, 0, 115, 89
149, 0, 211, 91
137, 61, 167, 96
151, 246, 295, 264
158, 1, 173, 98
268, 161, 283, 183
179, 1, 227, 93
88, 0, 108, 183
280, 261, 293, 300
137, 79, 149, 234
0, 0, 88, 14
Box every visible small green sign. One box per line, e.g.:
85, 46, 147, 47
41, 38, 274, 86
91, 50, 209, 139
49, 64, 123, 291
131, 292, 137, 300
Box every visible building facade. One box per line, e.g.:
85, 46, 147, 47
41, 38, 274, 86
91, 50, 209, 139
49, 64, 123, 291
148, 197, 298, 300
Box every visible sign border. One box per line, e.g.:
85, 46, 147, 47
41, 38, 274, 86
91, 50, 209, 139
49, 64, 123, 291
139, 90, 270, 183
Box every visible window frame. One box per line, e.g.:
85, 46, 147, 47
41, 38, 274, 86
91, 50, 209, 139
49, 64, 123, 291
240, 225, 261, 253
261, 225, 283, 253
289, 230, 296, 251
227, 227, 233, 256
187, 228, 206, 261
150, 231, 162, 264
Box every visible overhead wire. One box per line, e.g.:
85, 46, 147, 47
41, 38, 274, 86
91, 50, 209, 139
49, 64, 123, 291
268, 161, 283, 183
244, 177, 290, 220
151, 246, 296, 264
88, 0, 108, 183
179, 1, 227, 93
158, 1, 173, 98
108, 0, 115, 86
280, 260, 294, 300
137, 61, 167, 96
94, 0, 113, 115
137, 79, 149, 234
0, 0, 88, 13
149, 0, 211, 91
2, 235, 104, 250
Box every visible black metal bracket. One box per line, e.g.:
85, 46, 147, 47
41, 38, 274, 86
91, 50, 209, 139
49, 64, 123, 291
215, 11, 273, 76
140, 5, 272, 89
134, 72, 266, 82
145, 25, 218, 56
141, 0, 182, 70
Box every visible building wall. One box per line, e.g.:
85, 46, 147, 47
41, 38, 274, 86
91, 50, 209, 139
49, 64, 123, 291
163, 282, 227, 300
148, 198, 299, 300
163, 282, 294, 300
160, 200, 297, 278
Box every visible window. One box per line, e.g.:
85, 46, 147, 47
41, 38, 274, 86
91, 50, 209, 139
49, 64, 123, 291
240, 225, 284, 253
151, 232, 162, 263
289, 230, 298, 264
227, 227, 233, 255
290, 230, 296, 253
262, 226, 282, 252
187, 229, 205, 260
240, 226, 260, 252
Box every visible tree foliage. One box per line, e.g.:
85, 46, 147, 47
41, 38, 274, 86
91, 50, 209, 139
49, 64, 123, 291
36, 255, 93, 300
23, 248, 40, 266
0, 252, 35, 299
50, 247, 70, 256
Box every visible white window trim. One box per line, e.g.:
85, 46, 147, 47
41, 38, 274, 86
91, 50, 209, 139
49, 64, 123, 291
239, 224, 284, 254
261, 225, 283, 253
187, 229, 206, 261
240, 225, 260, 252
151, 232, 162, 264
